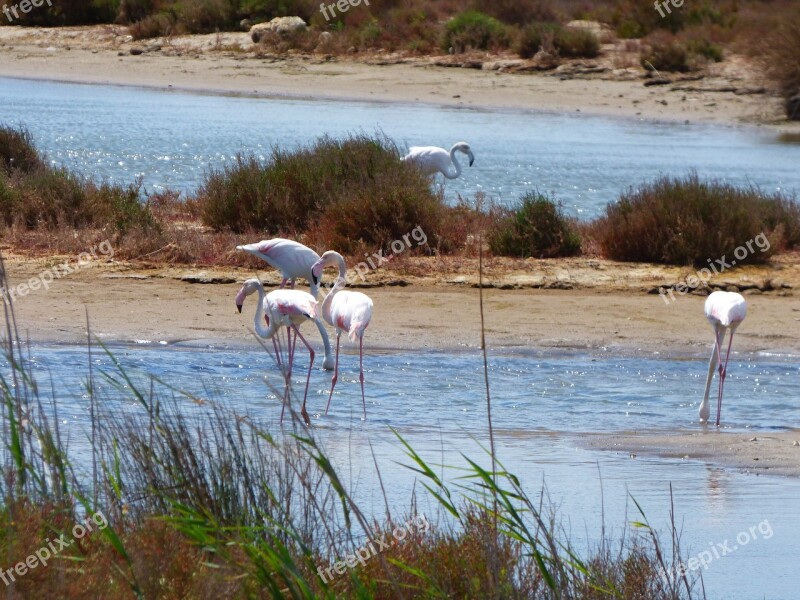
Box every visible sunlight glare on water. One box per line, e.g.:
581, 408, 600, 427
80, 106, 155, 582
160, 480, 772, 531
2, 77, 800, 218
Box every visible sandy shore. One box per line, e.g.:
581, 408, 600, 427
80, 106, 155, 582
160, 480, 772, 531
1, 252, 797, 353
0, 25, 797, 128
584, 430, 800, 477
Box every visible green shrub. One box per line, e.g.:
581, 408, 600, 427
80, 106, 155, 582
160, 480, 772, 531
641, 38, 690, 72
7, 168, 157, 233
0, 127, 157, 234
516, 23, 599, 59
749, 10, 800, 120
0, 126, 45, 175
442, 10, 509, 53
129, 13, 175, 39
196, 134, 444, 252
613, 0, 684, 38
489, 192, 581, 258
687, 38, 723, 62
515, 22, 559, 58
556, 26, 600, 58
593, 173, 800, 265
472, 0, 557, 25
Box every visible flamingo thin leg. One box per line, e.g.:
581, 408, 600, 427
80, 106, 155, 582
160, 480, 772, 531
716, 330, 736, 426
325, 332, 341, 415
280, 327, 295, 423
292, 324, 315, 426
359, 335, 366, 420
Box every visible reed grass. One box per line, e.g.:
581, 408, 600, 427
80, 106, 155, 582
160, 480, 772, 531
0, 249, 707, 598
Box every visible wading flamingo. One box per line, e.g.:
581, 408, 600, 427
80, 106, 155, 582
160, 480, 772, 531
235, 278, 318, 426
237, 238, 334, 370
401, 142, 475, 179
699, 291, 747, 426
311, 251, 373, 419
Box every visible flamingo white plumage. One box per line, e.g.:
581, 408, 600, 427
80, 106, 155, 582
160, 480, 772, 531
401, 142, 475, 179
311, 251, 374, 419
235, 278, 318, 426
699, 291, 747, 426
237, 238, 334, 370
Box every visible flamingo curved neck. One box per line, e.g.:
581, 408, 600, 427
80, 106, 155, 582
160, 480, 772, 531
321, 277, 346, 326
253, 284, 278, 339
446, 145, 462, 179
330, 252, 347, 280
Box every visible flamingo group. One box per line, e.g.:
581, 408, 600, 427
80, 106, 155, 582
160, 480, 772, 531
236, 240, 373, 425
237, 238, 335, 370
402, 142, 475, 179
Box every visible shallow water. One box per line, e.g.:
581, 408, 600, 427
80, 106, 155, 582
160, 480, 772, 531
15, 342, 800, 599
3, 77, 800, 217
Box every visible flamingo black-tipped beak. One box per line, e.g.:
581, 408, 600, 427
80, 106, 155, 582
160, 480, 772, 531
469, 157, 475, 167
312, 273, 320, 287
236, 304, 243, 313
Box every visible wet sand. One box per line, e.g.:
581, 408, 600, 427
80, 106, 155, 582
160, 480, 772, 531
584, 430, 800, 477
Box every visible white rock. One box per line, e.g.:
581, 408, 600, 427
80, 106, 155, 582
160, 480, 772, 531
250, 16, 307, 42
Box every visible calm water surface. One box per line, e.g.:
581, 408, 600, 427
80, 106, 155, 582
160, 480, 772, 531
2, 77, 800, 217
14, 342, 800, 599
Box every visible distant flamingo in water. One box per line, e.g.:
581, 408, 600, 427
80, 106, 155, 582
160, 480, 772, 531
401, 142, 475, 179
700, 291, 747, 426
237, 238, 334, 370
235, 278, 318, 426
311, 251, 374, 419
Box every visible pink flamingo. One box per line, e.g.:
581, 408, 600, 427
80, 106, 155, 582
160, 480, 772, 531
311, 251, 374, 419
237, 238, 334, 370
235, 278, 318, 426
700, 291, 747, 426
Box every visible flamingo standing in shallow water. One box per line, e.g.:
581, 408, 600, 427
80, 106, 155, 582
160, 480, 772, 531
401, 142, 475, 179
311, 251, 373, 419
237, 238, 334, 370
699, 291, 747, 426
235, 278, 318, 426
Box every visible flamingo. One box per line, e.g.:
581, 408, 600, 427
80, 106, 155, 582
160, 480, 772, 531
311, 251, 374, 419
699, 291, 747, 426
237, 238, 334, 370
235, 278, 318, 426
401, 142, 475, 179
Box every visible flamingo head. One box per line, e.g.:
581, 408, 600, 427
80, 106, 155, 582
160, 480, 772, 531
235, 278, 262, 313
453, 142, 474, 167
